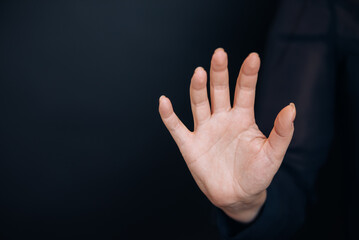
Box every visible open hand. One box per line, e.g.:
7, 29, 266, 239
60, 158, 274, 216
159, 48, 296, 223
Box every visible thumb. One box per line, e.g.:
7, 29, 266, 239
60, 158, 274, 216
265, 103, 296, 164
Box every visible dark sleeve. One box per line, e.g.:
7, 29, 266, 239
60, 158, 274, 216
217, 0, 336, 238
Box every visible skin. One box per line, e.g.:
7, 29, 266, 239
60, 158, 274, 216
158, 48, 296, 223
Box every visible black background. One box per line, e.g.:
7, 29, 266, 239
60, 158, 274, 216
10, 0, 359, 239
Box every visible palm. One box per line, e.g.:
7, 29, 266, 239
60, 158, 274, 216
186, 111, 269, 206
159, 49, 295, 210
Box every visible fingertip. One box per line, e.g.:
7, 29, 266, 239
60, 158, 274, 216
279, 104, 295, 129
159, 95, 166, 102
242, 52, 260, 75
211, 48, 228, 71
194, 66, 203, 73
159, 95, 168, 107
213, 48, 227, 58
158, 95, 173, 118
214, 47, 226, 54
194, 66, 206, 77
249, 52, 260, 59
248, 52, 260, 67
274, 105, 294, 135
192, 67, 207, 89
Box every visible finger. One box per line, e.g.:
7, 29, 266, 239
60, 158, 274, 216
159, 95, 192, 148
190, 67, 211, 130
264, 103, 296, 164
233, 53, 260, 117
210, 48, 231, 113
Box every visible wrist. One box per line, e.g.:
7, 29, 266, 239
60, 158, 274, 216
220, 190, 267, 224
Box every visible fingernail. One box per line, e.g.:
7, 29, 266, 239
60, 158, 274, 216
249, 52, 259, 58
194, 66, 203, 73
289, 102, 295, 110
215, 47, 225, 53
289, 102, 296, 122
159, 95, 166, 102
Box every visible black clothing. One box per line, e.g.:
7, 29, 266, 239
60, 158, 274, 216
217, 0, 359, 239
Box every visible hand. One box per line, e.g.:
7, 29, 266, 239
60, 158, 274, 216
158, 48, 296, 223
